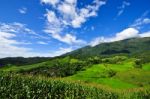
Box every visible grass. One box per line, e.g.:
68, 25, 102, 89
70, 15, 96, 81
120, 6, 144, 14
66, 59, 150, 89
143, 63, 150, 71
0, 58, 150, 90
115, 69, 150, 87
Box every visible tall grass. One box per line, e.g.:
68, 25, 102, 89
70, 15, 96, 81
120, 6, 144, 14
0, 73, 149, 99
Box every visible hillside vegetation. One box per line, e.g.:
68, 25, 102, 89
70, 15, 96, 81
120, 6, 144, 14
0, 37, 150, 98
0, 72, 149, 99
64, 37, 150, 60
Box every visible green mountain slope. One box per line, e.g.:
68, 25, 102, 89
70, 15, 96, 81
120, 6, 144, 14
0, 37, 150, 90
64, 37, 150, 59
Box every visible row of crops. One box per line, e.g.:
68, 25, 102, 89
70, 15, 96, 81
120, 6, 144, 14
0, 72, 149, 99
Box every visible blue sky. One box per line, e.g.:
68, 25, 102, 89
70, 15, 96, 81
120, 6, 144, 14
0, 0, 150, 58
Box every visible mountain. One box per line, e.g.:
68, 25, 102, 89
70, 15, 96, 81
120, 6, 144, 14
1, 37, 150, 66
0, 57, 51, 66
64, 37, 150, 59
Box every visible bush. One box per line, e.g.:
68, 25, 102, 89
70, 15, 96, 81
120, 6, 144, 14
107, 69, 117, 77
19, 58, 88, 77
134, 59, 142, 68
101, 69, 117, 78
87, 57, 101, 64
102, 56, 127, 64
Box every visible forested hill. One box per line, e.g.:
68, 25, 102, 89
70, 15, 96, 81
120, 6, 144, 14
1, 37, 150, 66
0, 57, 51, 66
64, 37, 150, 59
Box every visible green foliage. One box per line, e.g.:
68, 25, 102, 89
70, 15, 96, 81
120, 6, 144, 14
87, 56, 102, 64
0, 73, 119, 99
102, 56, 127, 64
0, 73, 149, 99
64, 37, 150, 59
18, 57, 88, 77
134, 59, 143, 68
106, 69, 117, 77
0, 57, 51, 66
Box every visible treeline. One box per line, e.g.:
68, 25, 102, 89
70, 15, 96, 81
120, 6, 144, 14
0, 57, 51, 66
19, 57, 88, 77
16, 56, 130, 77
1, 55, 148, 78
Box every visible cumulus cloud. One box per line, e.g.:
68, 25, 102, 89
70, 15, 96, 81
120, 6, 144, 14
18, 7, 27, 14
51, 33, 86, 45
90, 28, 150, 47
42, 0, 106, 45
114, 28, 139, 41
117, 1, 130, 17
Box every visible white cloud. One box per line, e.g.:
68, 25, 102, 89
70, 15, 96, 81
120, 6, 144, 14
90, 37, 105, 47
114, 28, 139, 41
0, 32, 72, 58
37, 41, 48, 45
41, 0, 59, 6
0, 22, 75, 58
0, 22, 51, 58
70, 0, 106, 28
65, 0, 76, 4
130, 11, 150, 29
18, 7, 27, 14
131, 17, 150, 29
0, 22, 49, 40
0, 22, 34, 34
42, 0, 106, 45
139, 31, 150, 37
0, 31, 32, 58
0, 32, 18, 45
46, 10, 60, 24
52, 47, 73, 56
117, 1, 130, 17
58, 3, 75, 15
90, 28, 150, 47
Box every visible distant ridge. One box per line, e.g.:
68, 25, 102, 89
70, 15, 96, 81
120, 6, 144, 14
63, 37, 150, 59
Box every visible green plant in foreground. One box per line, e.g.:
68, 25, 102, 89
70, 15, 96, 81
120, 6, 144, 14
0, 73, 149, 99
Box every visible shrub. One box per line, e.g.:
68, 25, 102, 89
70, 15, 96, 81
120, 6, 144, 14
134, 59, 142, 68
101, 56, 127, 64
107, 69, 117, 77
87, 57, 101, 64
